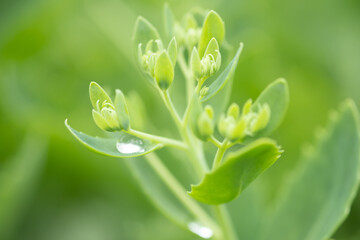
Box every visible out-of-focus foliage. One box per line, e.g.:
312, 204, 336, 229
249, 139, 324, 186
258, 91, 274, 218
0, 0, 359, 239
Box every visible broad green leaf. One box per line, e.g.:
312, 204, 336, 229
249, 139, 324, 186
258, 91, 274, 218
163, 3, 175, 41
251, 78, 289, 137
65, 119, 162, 157
189, 138, 281, 205
198, 11, 225, 57
260, 100, 360, 240
115, 89, 130, 130
132, 16, 160, 50
201, 43, 243, 103
127, 153, 213, 238
0, 134, 47, 239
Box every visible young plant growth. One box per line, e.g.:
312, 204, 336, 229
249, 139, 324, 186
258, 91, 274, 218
66, 4, 360, 240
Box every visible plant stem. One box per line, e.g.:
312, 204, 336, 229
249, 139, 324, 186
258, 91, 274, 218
212, 139, 229, 169
214, 205, 238, 240
145, 152, 221, 236
160, 89, 207, 176
178, 47, 194, 103
126, 129, 188, 151
209, 136, 222, 148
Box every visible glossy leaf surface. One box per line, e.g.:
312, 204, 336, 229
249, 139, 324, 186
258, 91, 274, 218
189, 138, 281, 205
65, 120, 162, 158
260, 100, 360, 240
201, 43, 243, 103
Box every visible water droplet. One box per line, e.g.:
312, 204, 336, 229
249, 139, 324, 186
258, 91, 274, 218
116, 138, 145, 154
188, 222, 213, 239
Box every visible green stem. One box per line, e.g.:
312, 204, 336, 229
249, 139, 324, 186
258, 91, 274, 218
178, 47, 194, 103
126, 129, 188, 151
145, 153, 221, 237
212, 139, 229, 169
214, 205, 238, 240
161, 89, 207, 176
209, 136, 222, 148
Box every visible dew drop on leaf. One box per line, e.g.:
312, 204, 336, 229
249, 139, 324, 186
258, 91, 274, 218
187, 222, 213, 239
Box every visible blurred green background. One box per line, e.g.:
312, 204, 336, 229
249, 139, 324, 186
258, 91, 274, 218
1, 0, 359, 239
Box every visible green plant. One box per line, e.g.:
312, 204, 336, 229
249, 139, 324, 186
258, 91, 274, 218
65, 4, 360, 240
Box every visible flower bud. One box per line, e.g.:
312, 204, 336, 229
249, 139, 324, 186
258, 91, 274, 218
200, 86, 209, 99
155, 51, 174, 90
251, 104, 271, 133
89, 82, 113, 112
227, 118, 246, 141
242, 99, 253, 116
197, 105, 214, 140
227, 103, 240, 120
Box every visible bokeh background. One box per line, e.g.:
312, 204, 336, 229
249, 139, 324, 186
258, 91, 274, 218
1, 0, 360, 239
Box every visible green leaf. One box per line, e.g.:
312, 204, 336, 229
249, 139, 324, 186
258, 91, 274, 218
163, 3, 175, 41
126, 153, 205, 237
65, 119, 162, 157
251, 78, 289, 137
260, 100, 360, 240
89, 81, 113, 111
198, 10, 225, 57
201, 43, 243, 103
0, 134, 47, 239
155, 51, 174, 90
132, 16, 160, 49
167, 37, 177, 66
115, 89, 130, 130
189, 138, 281, 205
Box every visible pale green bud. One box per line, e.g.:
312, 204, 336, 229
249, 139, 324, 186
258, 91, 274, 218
155, 39, 164, 51
89, 82, 113, 111
101, 107, 120, 130
155, 51, 174, 90
145, 39, 154, 53
251, 104, 271, 133
184, 13, 198, 29
197, 110, 214, 140
204, 38, 219, 59
115, 89, 130, 130
167, 37, 177, 66
200, 86, 209, 99
242, 99, 253, 116
227, 118, 246, 141
92, 109, 111, 131
204, 105, 214, 119
227, 103, 240, 120
191, 47, 202, 79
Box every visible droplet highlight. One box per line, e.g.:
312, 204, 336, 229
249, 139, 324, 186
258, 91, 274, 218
188, 222, 213, 239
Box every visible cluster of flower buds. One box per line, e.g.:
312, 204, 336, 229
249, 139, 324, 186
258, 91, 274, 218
137, 37, 177, 90
191, 38, 221, 80
174, 13, 202, 50
218, 100, 271, 141
89, 82, 130, 132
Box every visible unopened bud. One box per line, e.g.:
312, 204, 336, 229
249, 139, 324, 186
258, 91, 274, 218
155, 51, 174, 90
251, 104, 271, 133
227, 118, 246, 141
242, 99, 253, 116
227, 103, 240, 120
197, 109, 214, 140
